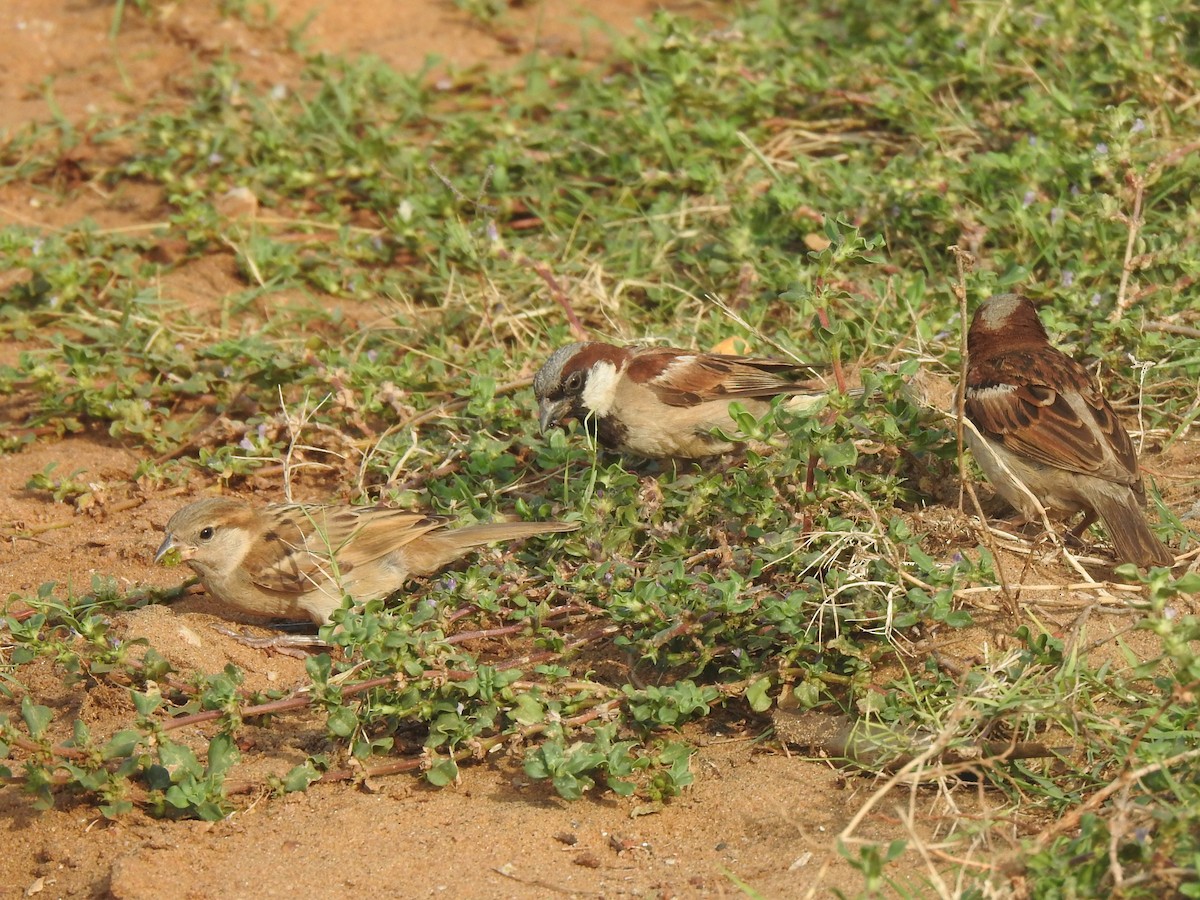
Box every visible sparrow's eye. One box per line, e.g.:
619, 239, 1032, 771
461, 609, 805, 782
565, 371, 584, 392
198, 526, 216, 541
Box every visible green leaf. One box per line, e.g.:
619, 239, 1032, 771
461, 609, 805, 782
510, 692, 545, 726
327, 706, 358, 738
70, 718, 91, 748
552, 773, 589, 801
745, 677, 772, 713
131, 690, 162, 717
819, 441, 858, 468
996, 265, 1031, 285
103, 730, 141, 760
606, 777, 636, 797
283, 762, 322, 793
158, 743, 202, 779
1170, 572, 1200, 594
20, 698, 52, 739
426, 757, 459, 787
145, 764, 172, 791
100, 799, 134, 819
206, 734, 239, 778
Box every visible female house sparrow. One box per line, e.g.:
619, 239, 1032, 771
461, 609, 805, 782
964, 293, 1173, 567
155, 498, 579, 626
533, 341, 835, 459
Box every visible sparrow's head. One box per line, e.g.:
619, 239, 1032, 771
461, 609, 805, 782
532, 342, 627, 434
968, 294, 1051, 358
155, 497, 257, 576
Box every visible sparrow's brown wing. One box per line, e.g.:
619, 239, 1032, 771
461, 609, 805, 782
630, 350, 816, 407
966, 348, 1138, 485
250, 505, 448, 593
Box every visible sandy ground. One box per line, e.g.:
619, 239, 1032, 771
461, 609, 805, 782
1, 2, 1196, 898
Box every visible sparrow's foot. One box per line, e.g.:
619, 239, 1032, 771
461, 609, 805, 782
212, 625, 329, 658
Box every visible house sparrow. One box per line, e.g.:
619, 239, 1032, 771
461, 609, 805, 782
964, 293, 1173, 567
533, 341, 836, 459
155, 498, 579, 626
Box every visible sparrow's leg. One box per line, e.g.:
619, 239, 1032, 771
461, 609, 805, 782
212, 625, 329, 658
1067, 510, 1099, 540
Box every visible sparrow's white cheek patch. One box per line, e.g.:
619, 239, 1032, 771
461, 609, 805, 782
581, 361, 620, 417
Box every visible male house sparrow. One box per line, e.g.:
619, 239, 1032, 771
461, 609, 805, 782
533, 341, 835, 459
964, 293, 1173, 567
155, 498, 579, 626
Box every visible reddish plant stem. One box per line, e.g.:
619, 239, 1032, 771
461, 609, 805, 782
294, 698, 623, 789
163, 675, 398, 732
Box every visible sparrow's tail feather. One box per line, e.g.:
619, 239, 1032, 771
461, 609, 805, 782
446, 521, 580, 546
406, 521, 579, 575
1091, 490, 1174, 568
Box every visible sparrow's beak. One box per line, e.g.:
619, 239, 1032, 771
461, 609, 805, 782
154, 533, 193, 564
538, 398, 572, 435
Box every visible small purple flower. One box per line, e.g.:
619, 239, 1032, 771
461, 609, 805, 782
1022, 190, 1036, 207
1131, 118, 1146, 134
1095, 142, 1109, 155
207, 152, 223, 166
239, 437, 254, 451
366, 349, 379, 363
603, 571, 614, 585
256, 423, 269, 437
441, 576, 458, 592
1050, 207, 1063, 225
1090, 292, 1103, 307
1061, 270, 1074, 287
950, 552, 964, 564
1070, 184, 1081, 196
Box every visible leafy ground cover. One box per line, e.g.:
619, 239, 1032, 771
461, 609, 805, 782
1, 0, 1199, 895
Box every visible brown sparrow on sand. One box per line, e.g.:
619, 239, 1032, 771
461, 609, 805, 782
964, 293, 1173, 567
155, 498, 579, 625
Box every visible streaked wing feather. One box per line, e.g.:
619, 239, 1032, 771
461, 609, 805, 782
967, 352, 1137, 482
637, 352, 815, 407
250, 505, 447, 593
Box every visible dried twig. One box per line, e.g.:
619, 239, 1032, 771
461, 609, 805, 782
1110, 170, 1146, 322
